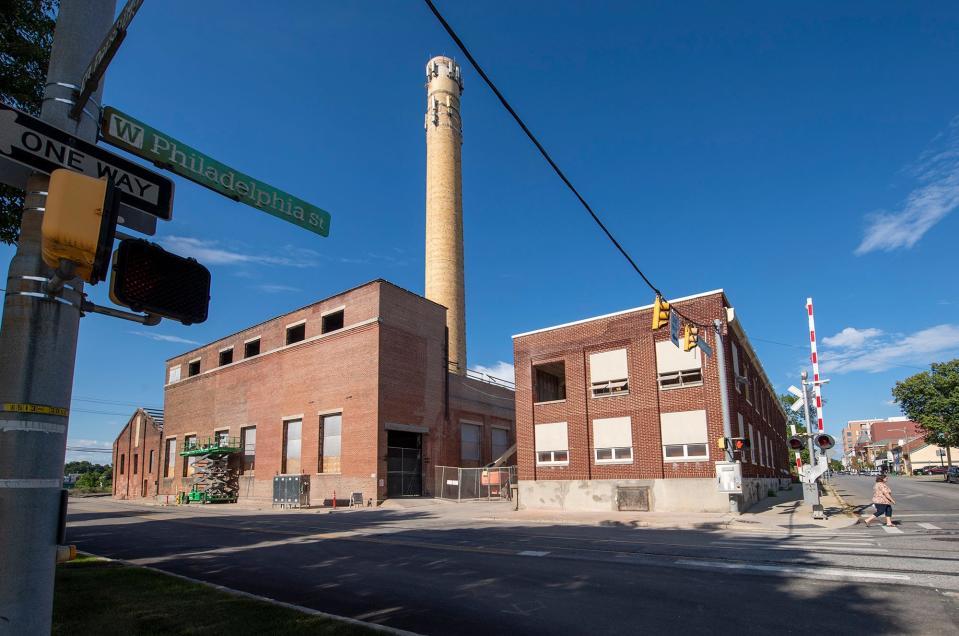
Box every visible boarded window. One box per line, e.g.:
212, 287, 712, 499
660, 410, 708, 460
164, 438, 176, 477
491, 427, 511, 461
533, 361, 566, 403
244, 339, 260, 358
283, 419, 302, 474
535, 422, 569, 465
320, 414, 341, 473
183, 435, 197, 476
589, 349, 629, 397
322, 310, 344, 334
241, 426, 256, 473
461, 422, 482, 462
593, 416, 633, 463
168, 365, 181, 384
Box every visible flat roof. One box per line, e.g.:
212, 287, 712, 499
511, 289, 724, 339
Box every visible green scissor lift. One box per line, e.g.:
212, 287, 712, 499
179, 436, 242, 504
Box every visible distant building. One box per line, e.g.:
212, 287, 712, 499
842, 416, 923, 470
112, 408, 164, 499
114, 280, 514, 505
512, 290, 789, 513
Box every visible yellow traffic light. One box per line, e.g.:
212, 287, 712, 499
683, 325, 699, 352
41, 169, 118, 283
651, 295, 670, 330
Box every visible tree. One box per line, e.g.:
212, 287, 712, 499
0, 0, 59, 244
892, 359, 959, 468
778, 392, 817, 466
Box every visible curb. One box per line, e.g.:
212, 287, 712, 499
824, 483, 857, 518
75, 552, 422, 636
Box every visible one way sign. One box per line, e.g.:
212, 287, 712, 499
0, 103, 173, 233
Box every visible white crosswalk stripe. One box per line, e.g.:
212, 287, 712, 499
881, 525, 904, 534
917, 523, 940, 530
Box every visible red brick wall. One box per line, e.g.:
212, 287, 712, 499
111, 410, 163, 500
871, 420, 922, 443
514, 292, 788, 483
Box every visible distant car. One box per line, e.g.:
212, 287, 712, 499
913, 467, 928, 475
928, 466, 949, 475
947, 467, 959, 484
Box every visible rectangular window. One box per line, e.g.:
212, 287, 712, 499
119, 454, 125, 475
241, 426, 256, 473
164, 438, 176, 477
133, 454, 138, 475
148, 449, 155, 473
655, 341, 703, 389
168, 365, 181, 384
661, 410, 709, 461
219, 348, 233, 366
731, 342, 741, 392
183, 435, 197, 476
187, 359, 201, 377
320, 414, 341, 473
491, 427, 511, 461
244, 338, 260, 358
286, 322, 306, 345
461, 422, 482, 462
214, 429, 229, 447
282, 419, 302, 474
749, 424, 756, 463
533, 361, 566, 403
321, 309, 344, 334
743, 364, 752, 404
589, 348, 629, 397
534, 422, 569, 465
593, 416, 633, 463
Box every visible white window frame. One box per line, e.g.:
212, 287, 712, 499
535, 422, 569, 466
662, 443, 709, 462
657, 368, 704, 390
167, 365, 181, 384
593, 416, 634, 465
589, 348, 629, 398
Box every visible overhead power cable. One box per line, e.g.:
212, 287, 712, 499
423, 0, 708, 329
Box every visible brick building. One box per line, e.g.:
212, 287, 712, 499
512, 289, 789, 513
112, 408, 164, 500
114, 279, 514, 505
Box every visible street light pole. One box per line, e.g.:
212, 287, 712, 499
0, 2, 116, 634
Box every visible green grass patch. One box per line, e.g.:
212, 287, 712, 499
54, 555, 378, 635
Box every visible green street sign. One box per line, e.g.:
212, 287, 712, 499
100, 106, 331, 236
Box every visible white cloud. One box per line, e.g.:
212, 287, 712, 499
65, 438, 113, 465
130, 331, 200, 345
472, 361, 515, 384
820, 324, 959, 374
821, 327, 883, 349
856, 116, 959, 254
158, 236, 320, 268
256, 284, 301, 294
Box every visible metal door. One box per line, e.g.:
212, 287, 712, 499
386, 431, 423, 497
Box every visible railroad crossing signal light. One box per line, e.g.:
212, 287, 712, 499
683, 325, 699, 352
40, 169, 119, 283
815, 434, 835, 451
732, 438, 751, 451
717, 437, 728, 450
109, 239, 211, 325
788, 436, 805, 451
652, 295, 670, 330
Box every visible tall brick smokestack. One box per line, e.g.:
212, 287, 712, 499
425, 56, 466, 374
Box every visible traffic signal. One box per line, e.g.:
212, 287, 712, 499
717, 436, 728, 450
109, 239, 211, 325
651, 295, 670, 330
788, 436, 805, 451
683, 325, 699, 352
41, 169, 119, 283
732, 437, 751, 452
814, 434, 835, 451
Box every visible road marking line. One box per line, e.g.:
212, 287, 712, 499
711, 541, 887, 553
675, 559, 911, 581
903, 494, 926, 499
518, 550, 550, 557
917, 523, 940, 530
881, 526, 904, 534
894, 513, 959, 518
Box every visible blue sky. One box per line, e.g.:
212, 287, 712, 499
3, 1, 957, 462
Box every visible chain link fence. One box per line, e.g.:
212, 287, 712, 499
434, 466, 516, 501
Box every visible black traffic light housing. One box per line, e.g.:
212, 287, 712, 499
815, 434, 836, 451
732, 437, 751, 452
109, 239, 211, 325
788, 436, 805, 451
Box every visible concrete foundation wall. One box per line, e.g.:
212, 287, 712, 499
518, 477, 786, 513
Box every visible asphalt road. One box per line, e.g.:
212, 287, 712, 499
66, 495, 959, 635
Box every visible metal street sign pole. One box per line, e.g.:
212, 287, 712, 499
69, 0, 143, 120
0, 2, 117, 633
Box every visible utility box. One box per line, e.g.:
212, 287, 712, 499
272, 474, 309, 508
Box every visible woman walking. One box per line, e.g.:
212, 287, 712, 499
864, 474, 896, 527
